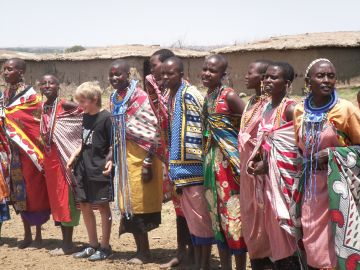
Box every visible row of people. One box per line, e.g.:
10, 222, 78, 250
0, 52, 359, 270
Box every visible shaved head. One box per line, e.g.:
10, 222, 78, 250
252, 60, 272, 75
110, 59, 130, 73
6, 58, 26, 73
205, 54, 228, 73
163, 56, 184, 73
41, 74, 60, 85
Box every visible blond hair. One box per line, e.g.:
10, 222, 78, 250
75, 81, 102, 107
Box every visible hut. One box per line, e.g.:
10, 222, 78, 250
212, 31, 360, 94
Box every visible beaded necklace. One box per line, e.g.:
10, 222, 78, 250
263, 97, 288, 129
40, 98, 59, 151
4, 82, 26, 106
240, 95, 264, 130
302, 90, 338, 200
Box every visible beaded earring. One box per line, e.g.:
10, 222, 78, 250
304, 82, 311, 96
261, 80, 269, 97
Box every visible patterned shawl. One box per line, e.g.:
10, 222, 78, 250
0, 121, 11, 202
4, 86, 44, 211
169, 81, 204, 188
326, 146, 360, 270
5, 87, 43, 171
145, 74, 169, 162
41, 99, 83, 188
111, 80, 161, 217
203, 113, 241, 179
248, 121, 302, 238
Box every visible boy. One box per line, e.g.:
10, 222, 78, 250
67, 81, 113, 261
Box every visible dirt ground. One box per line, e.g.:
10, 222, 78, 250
0, 202, 252, 270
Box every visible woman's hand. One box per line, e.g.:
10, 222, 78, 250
67, 154, 77, 170
142, 165, 153, 183
103, 161, 113, 176
67, 146, 82, 170
142, 156, 153, 183
313, 149, 329, 170
247, 160, 268, 176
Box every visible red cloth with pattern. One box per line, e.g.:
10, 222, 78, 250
204, 87, 246, 253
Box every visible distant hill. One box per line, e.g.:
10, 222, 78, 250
0, 47, 66, 54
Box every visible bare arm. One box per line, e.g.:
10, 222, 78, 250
67, 145, 82, 169
62, 100, 79, 111
285, 103, 296, 122
226, 91, 246, 115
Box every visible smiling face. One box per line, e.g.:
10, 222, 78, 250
263, 66, 288, 97
108, 65, 129, 90
307, 61, 336, 99
201, 57, 225, 90
3, 60, 24, 84
245, 63, 263, 90
161, 60, 183, 91
39, 75, 59, 101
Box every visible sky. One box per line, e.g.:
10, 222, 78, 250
0, 0, 359, 48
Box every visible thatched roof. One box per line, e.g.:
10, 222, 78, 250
0, 45, 207, 61
2, 31, 360, 61
213, 31, 360, 53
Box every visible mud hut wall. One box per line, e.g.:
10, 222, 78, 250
221, 47, 360, 95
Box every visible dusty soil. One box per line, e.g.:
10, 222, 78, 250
0, 202, 252, 270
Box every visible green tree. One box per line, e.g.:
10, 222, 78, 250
65, 45, 86, 53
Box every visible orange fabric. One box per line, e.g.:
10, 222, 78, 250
5, 88, 49, 212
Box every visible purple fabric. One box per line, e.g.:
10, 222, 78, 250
21, 210, 50, 226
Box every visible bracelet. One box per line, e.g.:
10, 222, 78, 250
143, 160, 152, 167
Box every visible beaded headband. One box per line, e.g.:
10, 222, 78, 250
305, 58, 332, 78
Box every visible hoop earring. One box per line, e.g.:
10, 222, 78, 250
260, 81, 264, 94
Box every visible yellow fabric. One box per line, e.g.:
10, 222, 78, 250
294, 98, 360, 145
120, 140, 163, 214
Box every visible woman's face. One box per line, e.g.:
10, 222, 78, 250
307, 62, 336, 98
201, 58, 224, 90
3, 60, 23, 84
263, 66, 288, 97
245, 63, 263, 90
108, 65, 129, 90
39, 75, 59, 100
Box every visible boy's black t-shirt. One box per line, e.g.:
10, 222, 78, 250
81, 110, 112, 182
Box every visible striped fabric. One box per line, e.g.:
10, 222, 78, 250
52, 107, 83, 188
250, 121, 302, 238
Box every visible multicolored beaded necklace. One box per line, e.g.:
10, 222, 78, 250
240, 94, 265, 130
302, 90, 338, 200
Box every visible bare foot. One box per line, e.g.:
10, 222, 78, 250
18, 238, 32, 249
32, 238, 42, 249
160, 257, 181, 269
128, 253, 152, 265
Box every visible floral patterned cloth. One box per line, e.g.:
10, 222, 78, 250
203, 86, 246, 254
327, 146, 360, 270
